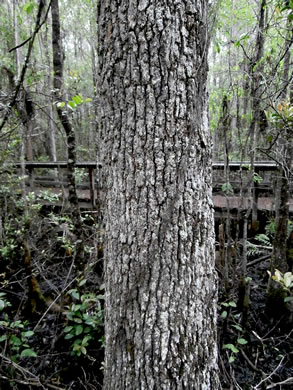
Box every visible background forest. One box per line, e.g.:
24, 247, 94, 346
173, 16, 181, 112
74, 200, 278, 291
0, 0, 292, 389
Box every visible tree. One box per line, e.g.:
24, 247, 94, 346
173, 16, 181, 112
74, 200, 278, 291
97, 1, 219, 388
51, 0, 85, 271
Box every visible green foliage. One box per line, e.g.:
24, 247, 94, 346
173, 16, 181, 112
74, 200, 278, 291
0, 292, 12, 312
0, 294, 37, 361
23, 1, 37, 15
64, 283, 104, 357
276, 0, 293, 19
247, 234, 272, 257
268, 269, 293, 299
74, 167, 88, 184
220, 300, 248, 364
265, 101, 293, 129
264, 218, 293, 239
253, 173, 263, 183
221, 182, 234, 195
255, 234, 271, 246
56, 94, 92, 112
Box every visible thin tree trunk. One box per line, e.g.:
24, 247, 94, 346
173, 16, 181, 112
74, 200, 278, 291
248, 0, 266, 232
51, 0, 85, 271
269, 18, 292, 275
43, 18, 58, 167
97, 1, 219, 389
238, 0, 267, 323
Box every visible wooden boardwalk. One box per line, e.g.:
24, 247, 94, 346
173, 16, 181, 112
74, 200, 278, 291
7, 161, 293, 213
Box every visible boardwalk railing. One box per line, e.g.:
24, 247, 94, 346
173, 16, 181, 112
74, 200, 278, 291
7, 160, 291, 213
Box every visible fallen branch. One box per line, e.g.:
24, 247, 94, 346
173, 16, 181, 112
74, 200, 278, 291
247, 254, 271, 267
267, 377, 293, 388
240, 349, 263, 374
0, 374, 66, 390
253, 356, 285, 389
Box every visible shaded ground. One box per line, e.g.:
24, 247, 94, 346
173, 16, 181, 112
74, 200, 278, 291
0, 193, 292, 389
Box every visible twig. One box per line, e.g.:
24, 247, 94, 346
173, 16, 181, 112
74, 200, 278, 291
33, 276, 76, 331
240, 349, 263, 374
0, 374, 66, 390
266, 377, 293, 388
9, 37, 31, 52
0, 353, 43, 386
247, 254, 271, 267
253, 356, 285, 389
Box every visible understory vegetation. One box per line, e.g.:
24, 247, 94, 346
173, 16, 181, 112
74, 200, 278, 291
0, 184, 292, 388
0, 0, 293, 388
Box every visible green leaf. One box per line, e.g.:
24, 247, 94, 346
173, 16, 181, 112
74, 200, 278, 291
221, 182, 233, 194
70, 290, 80, 300
22, 330, 34, 338
78, 279, 87, 287
64, 326, 73, 333
237, 338, 248, 345
82, 335, 92, 344
68, 101, 76, 110
11, 320, 24, 329
0, 335, 7, 342
253, 173, 263, 183
221, 310, 228, 319
84, 98, 92, 103
284, 296, 293, 303
23, 1, 35, 15
75, 325, 83, 336
65, 333, 74, 340
10, 336, 22, 346
72, 95, 83, 105
85, 318, 94, 325
20, 348, 37, 357
232, 324, 243, 332
65, 312, 73, 321
228, 301, 236, 307
80, 346, 87, 355
223, 344, 239, 354
57, 102, 65, 108
229, 355, 235, 363
0, 299, 5, 311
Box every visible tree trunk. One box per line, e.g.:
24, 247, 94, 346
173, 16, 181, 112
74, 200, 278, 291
97, 1, 219, 389
51, 0, 85, 271
248, 0, 267, 232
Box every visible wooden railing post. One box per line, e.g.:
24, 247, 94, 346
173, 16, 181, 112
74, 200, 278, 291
88, 167, 96, 209
27, 166, 34, 191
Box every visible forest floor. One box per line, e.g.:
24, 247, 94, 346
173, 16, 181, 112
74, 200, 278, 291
218, 256, 293, 389
0, 199, 292, 389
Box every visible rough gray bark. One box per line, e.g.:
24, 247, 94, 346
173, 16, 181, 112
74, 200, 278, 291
97, 1, 219, 389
